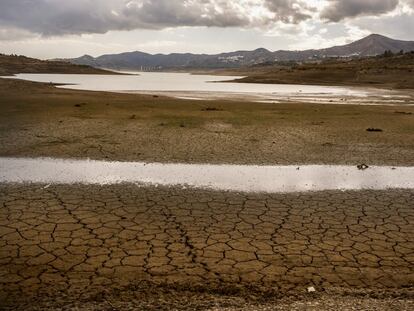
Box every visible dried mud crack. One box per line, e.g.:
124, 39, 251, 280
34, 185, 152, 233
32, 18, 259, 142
0, 184, 413, 310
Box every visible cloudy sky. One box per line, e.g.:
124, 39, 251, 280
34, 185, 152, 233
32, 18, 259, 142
0, 0, 413, 59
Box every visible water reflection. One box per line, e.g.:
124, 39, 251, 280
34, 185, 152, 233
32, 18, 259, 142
1, 157, 413, 193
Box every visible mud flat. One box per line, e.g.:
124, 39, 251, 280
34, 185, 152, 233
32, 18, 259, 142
1, 78, 413, 166
0, 78, 413, 310
0, 184, 413, 310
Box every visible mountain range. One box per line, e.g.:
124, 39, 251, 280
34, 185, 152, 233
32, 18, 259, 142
65, 34, 414, 70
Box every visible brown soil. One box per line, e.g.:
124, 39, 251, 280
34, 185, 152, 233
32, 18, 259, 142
0, 184, 413, 310
0, 78, 413, 310
0, 78, 413, 165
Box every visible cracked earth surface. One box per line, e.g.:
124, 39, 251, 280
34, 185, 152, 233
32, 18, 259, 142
0, 184, 413, 309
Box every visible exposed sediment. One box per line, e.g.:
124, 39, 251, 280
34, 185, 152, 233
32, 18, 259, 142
1, 184, 413, 309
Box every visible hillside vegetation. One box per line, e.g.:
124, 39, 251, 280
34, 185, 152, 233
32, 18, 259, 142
0, 54, 116, 75
234, 52, 414, 89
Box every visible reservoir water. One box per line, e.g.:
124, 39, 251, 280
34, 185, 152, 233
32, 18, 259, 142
1, 157, 413, 193
4, 72, 412, 105
6, 72, 368, 96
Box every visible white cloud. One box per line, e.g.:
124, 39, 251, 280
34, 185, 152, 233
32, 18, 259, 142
405, 0, 414, 7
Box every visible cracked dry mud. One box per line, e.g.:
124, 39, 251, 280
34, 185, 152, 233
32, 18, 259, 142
0, 184, 413, 310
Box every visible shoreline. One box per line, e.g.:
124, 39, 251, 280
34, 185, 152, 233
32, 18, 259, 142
4, 73, 414, 107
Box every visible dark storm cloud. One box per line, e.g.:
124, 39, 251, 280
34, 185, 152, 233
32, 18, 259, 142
0, 0, 126, 35
121, 0, 251, 29
1, 0, 405, 38
264, 0, 313, 23
0, 0, 316, 37
321, 0, 400, 22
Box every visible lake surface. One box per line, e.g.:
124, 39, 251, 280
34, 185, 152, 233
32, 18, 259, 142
6, 72, 371, 98
5, 72, 412, 105
1, 157, 413, 193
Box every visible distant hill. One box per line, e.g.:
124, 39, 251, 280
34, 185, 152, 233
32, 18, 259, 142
65, 34, 414, 70
298, 34, 414, 59
234, 52, 414, 89
66, 48, 274, 70
0, 54, 116, 75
